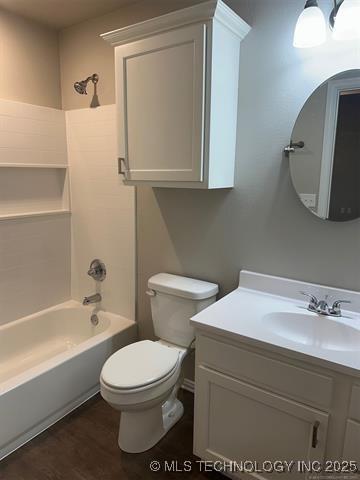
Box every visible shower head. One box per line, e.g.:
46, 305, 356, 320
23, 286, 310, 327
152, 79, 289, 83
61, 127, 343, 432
74, 73, 98, 95
74, 80, 88, 95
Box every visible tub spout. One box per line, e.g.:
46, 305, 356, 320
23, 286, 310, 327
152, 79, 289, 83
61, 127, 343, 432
83, 293, 102, 306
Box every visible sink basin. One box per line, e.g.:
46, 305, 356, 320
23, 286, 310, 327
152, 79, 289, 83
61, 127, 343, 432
263, 312, 360, 351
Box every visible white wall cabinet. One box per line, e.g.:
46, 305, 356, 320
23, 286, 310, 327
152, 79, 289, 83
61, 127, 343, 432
194, 332, 360, 478
102, 0, 250, 189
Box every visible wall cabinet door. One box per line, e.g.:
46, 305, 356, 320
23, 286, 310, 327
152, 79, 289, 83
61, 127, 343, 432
194, 366, 329, 479
115, 24, 206, 183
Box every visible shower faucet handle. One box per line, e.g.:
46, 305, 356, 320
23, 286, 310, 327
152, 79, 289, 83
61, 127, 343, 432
87, 259, 106, 282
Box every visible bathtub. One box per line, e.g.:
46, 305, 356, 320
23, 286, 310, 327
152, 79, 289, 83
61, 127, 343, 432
0, 300, 137, 460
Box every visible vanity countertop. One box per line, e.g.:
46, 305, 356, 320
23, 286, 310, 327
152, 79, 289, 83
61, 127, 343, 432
191, 271, 360, 377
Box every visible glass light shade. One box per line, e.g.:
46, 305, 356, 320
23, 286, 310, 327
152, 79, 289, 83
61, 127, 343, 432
293, 4, 327, 48
333, 0, 360, 41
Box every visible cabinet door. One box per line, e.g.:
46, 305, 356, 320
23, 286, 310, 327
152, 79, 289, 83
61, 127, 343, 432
194, 366, 329, 479
343, 420, 360, 464
115, 23, 206, 182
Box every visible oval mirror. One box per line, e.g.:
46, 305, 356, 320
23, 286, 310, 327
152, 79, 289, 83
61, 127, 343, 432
289, 70, 360, 222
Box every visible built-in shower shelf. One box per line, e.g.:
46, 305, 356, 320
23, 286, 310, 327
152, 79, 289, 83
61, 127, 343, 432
0, 163, 68, 169
0, 209, 71, 221
0, 165, 70, 220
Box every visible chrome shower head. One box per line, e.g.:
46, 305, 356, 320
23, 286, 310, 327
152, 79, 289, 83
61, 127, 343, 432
74, 80, 88, 94
73, 73, 98, 95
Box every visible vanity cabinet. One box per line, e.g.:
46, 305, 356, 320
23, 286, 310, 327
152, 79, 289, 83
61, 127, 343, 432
102, 1, 250, 189
195, 366, 328, 477
343, 385, 360, 464
343, 421, 360, 464
194, 332, 359, 479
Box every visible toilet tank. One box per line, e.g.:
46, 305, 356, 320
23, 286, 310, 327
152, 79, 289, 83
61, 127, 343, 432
147, 273, 218, 347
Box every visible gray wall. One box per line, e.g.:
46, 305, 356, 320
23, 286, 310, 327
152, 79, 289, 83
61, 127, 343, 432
60, 0, 360, 379
0, 8, 61, 108
59, 0, 203, 110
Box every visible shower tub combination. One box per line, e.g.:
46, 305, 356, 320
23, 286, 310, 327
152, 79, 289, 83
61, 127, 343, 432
0, 301, 137, 460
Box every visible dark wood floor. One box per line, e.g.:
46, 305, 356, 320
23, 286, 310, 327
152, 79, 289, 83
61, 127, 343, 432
0, 390, 223, 480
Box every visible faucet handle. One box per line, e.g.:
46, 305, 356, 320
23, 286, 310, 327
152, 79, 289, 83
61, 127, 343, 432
331, 299, 351, 313
87, 259, 106, 282
300, 291, 318, 306
329, 299, 351, 317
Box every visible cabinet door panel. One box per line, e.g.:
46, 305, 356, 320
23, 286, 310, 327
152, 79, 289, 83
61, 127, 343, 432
194, 366, 328, 479
116, 24, 206, 182
343, 420, 360, 464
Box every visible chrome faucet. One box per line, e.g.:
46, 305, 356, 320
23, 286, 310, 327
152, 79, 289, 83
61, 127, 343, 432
87, 259, 106, 282
83, 293, 102, 306
301, 292, 350, 317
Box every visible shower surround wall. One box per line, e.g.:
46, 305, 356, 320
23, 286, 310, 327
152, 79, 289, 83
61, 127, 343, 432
0, 100, 70, 325
0, 101, 135, 326
0, 9, 135, 330
66, 105, 135, 320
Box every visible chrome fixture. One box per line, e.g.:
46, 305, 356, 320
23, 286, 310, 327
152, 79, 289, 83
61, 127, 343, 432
74, 73, 100, 108
331, 299, 352, 317
301, 292, 351, 317
330, 0, 345, 29
87, 259, 106, 282
118, 157, 127, 177
83, 293, 102, 306
293, 0, 360, 49
91, 313, 99, 326
284, 140, 305, 154
74, 74, 98, 95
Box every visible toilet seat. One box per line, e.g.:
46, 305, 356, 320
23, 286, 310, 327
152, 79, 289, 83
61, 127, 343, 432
101, 340, 180, 391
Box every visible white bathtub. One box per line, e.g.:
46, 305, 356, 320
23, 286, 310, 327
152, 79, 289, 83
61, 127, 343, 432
0, 300, 137, 460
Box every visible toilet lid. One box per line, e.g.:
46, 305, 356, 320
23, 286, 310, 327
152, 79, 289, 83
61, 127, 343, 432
101, 340, 180, 390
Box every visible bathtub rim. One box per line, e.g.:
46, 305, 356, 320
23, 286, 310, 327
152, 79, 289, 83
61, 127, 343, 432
0, 300, 136, 394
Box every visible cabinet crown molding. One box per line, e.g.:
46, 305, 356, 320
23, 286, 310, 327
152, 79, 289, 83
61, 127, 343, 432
101, 0, 251, 47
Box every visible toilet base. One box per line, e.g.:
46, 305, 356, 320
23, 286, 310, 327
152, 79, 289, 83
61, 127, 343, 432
118, 397, 184, 453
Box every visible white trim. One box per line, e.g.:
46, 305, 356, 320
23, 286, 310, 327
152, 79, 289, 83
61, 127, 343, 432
317, 77, 360, 219
182, 378, 195, 393
101, 0, 250, 46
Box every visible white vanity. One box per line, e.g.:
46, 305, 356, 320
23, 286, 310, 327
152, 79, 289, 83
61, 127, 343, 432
191, 271, 360, 478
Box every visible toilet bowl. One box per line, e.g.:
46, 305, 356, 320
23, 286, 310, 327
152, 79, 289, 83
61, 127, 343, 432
101, 339, 187, 453
100, 273, 218, 453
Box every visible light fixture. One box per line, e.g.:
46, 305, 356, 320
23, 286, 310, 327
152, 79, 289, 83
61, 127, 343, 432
293, 0, 327, 48
332, 0, 360, 41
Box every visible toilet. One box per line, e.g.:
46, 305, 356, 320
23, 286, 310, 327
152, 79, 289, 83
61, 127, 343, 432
100, 273, 218, 453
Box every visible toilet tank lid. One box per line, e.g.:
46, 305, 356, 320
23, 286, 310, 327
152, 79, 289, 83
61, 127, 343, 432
148, 273, 218, 300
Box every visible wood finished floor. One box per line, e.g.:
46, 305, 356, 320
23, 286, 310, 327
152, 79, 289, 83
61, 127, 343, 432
0, 390, 223, 480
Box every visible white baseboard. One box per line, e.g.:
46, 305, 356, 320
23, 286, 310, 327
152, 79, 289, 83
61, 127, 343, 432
182, 378, 195, 393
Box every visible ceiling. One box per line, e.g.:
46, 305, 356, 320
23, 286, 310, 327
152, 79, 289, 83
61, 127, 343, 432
0, 0, 139, 29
